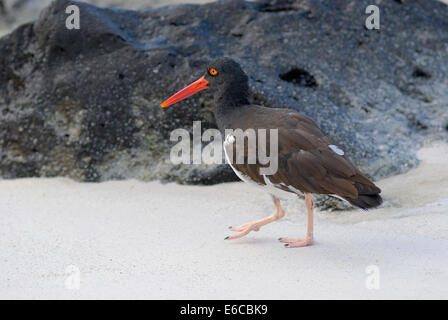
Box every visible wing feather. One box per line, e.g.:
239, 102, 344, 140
227, 106, 380, 200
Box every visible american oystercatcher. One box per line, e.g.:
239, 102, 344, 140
161, 58, 382, 248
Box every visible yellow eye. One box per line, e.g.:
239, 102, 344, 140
208, 68, 218, 76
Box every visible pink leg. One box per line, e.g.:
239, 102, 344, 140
279, 193, 314, 248
225, 196, 285, 240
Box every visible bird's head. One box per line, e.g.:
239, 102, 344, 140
160, 57, 248, 108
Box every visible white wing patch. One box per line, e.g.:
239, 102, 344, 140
282, 183, 303, 195
224, 134, 259, 186
263, 175, 274, 186
329, 144, 344, 156
224, 134, 235, 145
264, 175, 303, 196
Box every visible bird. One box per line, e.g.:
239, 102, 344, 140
161, 57, 382, 248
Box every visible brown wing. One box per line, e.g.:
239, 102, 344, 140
226, 106, 381, 203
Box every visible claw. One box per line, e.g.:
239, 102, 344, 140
281, 237, 313, 248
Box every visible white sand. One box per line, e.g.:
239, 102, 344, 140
0, 143, 447, 299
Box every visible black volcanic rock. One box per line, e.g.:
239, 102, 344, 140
0, 0, 447, 185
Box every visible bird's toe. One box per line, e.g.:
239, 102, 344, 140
281, 237, 313, 248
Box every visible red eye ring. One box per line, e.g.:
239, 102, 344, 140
208, 68, 218, 76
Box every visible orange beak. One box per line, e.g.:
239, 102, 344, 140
160, 76, 209, 108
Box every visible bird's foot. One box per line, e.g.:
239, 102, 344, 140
278, 236, 313, 248
224, 196, 285, 241
225, 222, 263, 240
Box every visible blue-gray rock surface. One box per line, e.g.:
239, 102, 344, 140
0, 0, 447, 185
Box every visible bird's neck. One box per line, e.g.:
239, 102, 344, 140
213, 82, 250, 130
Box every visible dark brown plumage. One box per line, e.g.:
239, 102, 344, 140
225, 106, 382, 210
161, 57, 382, 247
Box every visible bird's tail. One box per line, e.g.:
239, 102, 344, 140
345, 193, 382, 210
344, 175, 383, 210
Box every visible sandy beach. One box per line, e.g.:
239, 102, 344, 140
0, 142, 447, 299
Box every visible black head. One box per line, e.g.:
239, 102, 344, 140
203, 57, 248, 92
161, 57, 249, 108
